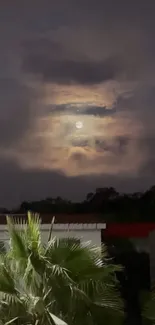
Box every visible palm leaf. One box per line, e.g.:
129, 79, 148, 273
0, 213, 123, 325
6, 216, 28, 260
27, 212, 41, 253
4, 316, 19, 325
48, 312, 68, 325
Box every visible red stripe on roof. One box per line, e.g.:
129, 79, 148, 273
103, 223, 155, 238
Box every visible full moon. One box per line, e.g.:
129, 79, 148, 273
75, 121, 83, 129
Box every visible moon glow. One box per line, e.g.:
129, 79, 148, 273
75, 121, 83, 129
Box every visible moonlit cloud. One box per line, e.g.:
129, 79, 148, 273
9, 109, 144, 177
0, 0, 155, 206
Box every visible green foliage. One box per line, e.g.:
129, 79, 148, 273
0, 212, 124, 325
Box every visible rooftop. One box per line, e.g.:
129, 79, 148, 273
0, 213, 104, 225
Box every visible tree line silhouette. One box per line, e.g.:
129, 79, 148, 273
1, 185, 155, 222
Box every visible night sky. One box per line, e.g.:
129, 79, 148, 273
1, 1, 155, 207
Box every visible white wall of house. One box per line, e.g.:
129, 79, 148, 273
0, 223, 106, 248
42, 230, 102, 246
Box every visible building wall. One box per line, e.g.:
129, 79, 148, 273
42, 230, 102, 246
0, 223, 105, 248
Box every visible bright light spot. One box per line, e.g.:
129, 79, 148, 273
75, 121, 83, 129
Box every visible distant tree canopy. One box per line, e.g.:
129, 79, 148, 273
4, 185, 155, 223
4, 186, 155, 222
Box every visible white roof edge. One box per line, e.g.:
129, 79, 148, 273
0, 223, 106, 231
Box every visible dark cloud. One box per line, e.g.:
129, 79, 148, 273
115, 86, 155, 114
84, 106, 116, 116
22, 54, 122, 85
0, 157, 152, 208
71, 139, 89, 148
0, 78, 38, 147
138, 137, 155, 177
20, 1, 155, 88
95, 136, 130, 154
141, 159, 155, 177
46, 104, 116, 117
71, 0, 155, 38
70, 151, 88, 165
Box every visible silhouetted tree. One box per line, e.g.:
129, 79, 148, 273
4, 184, 155, 223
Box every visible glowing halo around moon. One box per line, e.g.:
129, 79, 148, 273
75, 121, 83, 129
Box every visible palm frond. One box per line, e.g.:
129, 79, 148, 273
46, 310, 67, 325
0, 262, 18, 296
47, 312, 68, 325
6, 216, 28, 260
27, 211, 42, 253
4, 317, 19, 325
0, 212, 124, 325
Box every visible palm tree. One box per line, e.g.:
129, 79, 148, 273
0, 212, 123, 325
